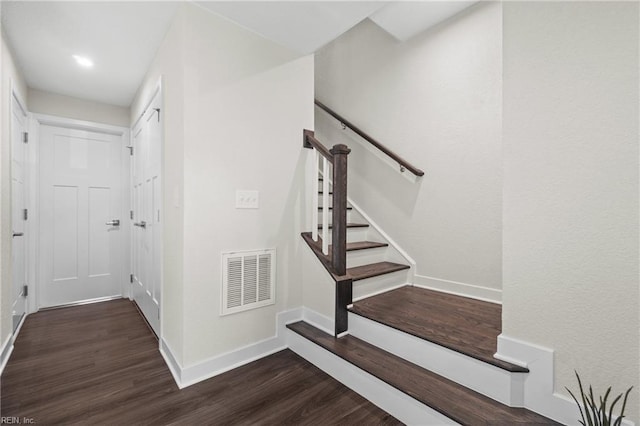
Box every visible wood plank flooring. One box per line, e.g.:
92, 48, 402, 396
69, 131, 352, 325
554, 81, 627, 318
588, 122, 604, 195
1, 299, 401, 425
349, 286, 528, 372
288, 321, 559, 426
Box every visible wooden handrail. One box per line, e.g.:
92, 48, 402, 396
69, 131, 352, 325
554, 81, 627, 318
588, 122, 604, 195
314, 99, 425, 177
303, 129, 333, 162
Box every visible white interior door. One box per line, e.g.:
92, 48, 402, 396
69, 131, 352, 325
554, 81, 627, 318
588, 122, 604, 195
11, 93, 28, 330
39, 123, 125, 307
131, 90, 162, 336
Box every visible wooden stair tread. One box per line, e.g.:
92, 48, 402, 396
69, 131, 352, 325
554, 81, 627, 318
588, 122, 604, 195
287, 321, 558, 425
341, 241, 389, 252
318, 207, 353, 210
318, 223, 369, 229
347, 262, 409, 281
349, 286, 528, 372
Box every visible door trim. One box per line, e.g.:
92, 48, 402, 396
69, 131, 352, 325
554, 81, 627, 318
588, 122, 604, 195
10, 81, 30, 321
32, 113, 130, 311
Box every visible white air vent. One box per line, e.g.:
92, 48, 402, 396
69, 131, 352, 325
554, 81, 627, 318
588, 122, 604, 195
221, 249, 276, 316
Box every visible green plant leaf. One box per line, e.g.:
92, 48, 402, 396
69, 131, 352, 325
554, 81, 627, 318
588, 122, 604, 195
576, 373, 595, 426
608, 393, 622, 426
568, 386, 587, 425
588, 385, 599, 426
601, 387, 611, 426
613, 386, 633, 426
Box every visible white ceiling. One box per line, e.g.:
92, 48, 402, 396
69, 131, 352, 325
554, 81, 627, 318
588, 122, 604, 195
2, 1, 180, 107
370, 1, 477, 42
1, 1, 475, 109
195, 1, 386, 55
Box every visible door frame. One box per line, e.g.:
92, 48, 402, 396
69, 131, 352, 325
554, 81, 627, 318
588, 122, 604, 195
31, 113, 130, 311
10, 81, 29, 323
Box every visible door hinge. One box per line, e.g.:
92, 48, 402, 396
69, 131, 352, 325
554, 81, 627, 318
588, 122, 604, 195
130, 210, 134, 220
23, 132, 28, 143
130, 274, 134, 283
154, 108, 161, 122
126, 146, 133, 156
23, 208, 28, 221
23, 285, 28, 297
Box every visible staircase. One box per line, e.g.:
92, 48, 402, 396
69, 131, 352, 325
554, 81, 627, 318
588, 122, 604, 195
295, 124, 559, 424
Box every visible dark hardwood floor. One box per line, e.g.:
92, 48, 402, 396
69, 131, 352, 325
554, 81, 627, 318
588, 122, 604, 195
349, 286, 528, 372
1, 299, 401, 425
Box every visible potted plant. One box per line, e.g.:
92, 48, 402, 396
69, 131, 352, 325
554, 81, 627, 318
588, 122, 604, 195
566, 371, 633, 426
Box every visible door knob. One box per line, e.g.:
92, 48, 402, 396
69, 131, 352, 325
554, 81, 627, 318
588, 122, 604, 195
105, 219, 120, 226
134, 221, 146, 229
12, 232, 23, 237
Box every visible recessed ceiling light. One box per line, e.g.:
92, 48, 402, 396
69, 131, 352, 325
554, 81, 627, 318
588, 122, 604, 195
72, 55, 93, 68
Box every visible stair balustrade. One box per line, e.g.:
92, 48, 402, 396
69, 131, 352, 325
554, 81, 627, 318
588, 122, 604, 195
303, 129, 352, 335
303, 129, 350, 276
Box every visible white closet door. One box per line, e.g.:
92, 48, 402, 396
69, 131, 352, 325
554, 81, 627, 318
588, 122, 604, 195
131, 90, 162, 336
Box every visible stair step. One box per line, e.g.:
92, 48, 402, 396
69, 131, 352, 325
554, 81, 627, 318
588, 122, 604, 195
347, 262, 409, 281
341, 241, 389, 252
318, 223, 369, 229
349, 286, 528, 372
318, 191, 332, 195
318, 207, 352, 211
287, 321, 558, 426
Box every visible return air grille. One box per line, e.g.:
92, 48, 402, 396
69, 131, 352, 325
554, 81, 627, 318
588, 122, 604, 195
222, 249, 275, 316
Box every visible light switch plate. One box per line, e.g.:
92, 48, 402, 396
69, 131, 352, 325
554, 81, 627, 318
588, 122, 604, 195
236, 190, 259, 209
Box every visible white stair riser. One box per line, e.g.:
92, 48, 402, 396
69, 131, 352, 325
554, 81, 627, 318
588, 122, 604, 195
346, 246, 389, 268
317, 209, 353, 224
348, 313, 526, 406
353, 270, 411, 301
287, 328, 460, 426
317, 228, 369, 244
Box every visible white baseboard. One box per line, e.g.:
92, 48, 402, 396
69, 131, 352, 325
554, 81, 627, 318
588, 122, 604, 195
495, 334, 635, 426
0, 333, 15, 376
301, 306, 334, 335
0, 314, 27, 375
160, 339, 183, 389
161, 308, 306, 389
180, 337, 286, 388
413, 274, 502, 304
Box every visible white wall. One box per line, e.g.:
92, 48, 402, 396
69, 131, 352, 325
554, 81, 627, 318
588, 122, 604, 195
0, 29, 28, 351
132, 3, 314, 369
180, 4, 312, 367
502, 2, 639, 421
131, 6, 186, 365
315, 2, 503, 300
28, 89, 129, 127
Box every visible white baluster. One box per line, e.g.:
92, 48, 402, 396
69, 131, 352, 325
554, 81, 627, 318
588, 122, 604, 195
322, 157, 330, 255
312, 149, 319, 241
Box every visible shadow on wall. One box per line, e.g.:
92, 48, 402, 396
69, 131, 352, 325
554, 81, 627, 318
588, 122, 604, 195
272, 148, 309, 306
